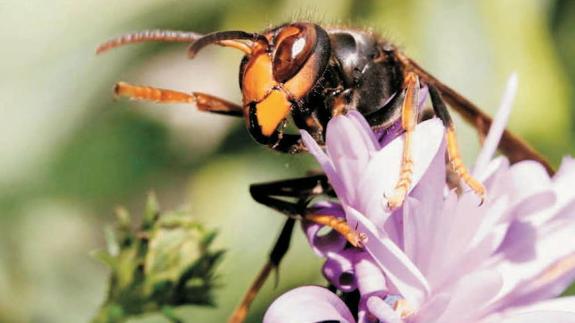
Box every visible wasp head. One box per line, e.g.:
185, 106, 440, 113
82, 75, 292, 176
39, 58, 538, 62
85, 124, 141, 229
189, 23, 331, 146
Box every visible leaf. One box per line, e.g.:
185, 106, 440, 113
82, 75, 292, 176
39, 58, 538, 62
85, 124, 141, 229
144, 191, 160, 229
90, 249, 116, 269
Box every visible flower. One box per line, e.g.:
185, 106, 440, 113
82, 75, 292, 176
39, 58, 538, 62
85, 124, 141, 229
264, 75, 575, 322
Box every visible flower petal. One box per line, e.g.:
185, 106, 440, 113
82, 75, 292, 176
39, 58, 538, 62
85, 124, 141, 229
346, 110, 381, 151
366, 296, 402, 323
508, 161, 553, 203
480, 157, 510, 188
264, 286, 356, 323
402, 139, 447, 273
488, 191, 575, 306
323, 249, 359, 293
345, 206, 430, 308
357, 118, 445, 224
507, 296, 575, 313
424, 192, 498, 289
553, 157, 575, 204
434, 270, 503, 323
301, 129, 346, 198
474, 73, 517, 176
494, 311, 575, 323
554, 156, 575, 181
324, 115, 377, 205
493, 251, 575, 312
354, 252, 388, 297
485, 298, 575, 323
411, 293, 451, 323
418, 85, 429, 109
378, 120, 404, 147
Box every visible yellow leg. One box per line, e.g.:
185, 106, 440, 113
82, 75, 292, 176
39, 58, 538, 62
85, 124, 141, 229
387, 72, 419, 210
305, 214, 368, 248
114, 81, 243, 116
228, 262, 273, 323
446, 125, 486, 201
428, 85, 487, 202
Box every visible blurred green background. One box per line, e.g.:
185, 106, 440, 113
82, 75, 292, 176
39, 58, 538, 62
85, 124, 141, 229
0, 0, 574, 322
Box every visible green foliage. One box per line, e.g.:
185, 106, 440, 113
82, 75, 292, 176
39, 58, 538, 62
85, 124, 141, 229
92, 194, 224, 323
48, 109, 171, 203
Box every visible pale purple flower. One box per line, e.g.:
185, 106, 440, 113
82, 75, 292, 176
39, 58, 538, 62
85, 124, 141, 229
264, 75, 575, 322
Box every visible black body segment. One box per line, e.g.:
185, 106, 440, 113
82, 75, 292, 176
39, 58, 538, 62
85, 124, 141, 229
326, 29, 403, 115
249, 174, 331, 217
266, 26, 407, 151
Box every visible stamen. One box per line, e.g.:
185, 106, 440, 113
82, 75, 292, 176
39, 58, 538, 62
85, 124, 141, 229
393, 298, 414, 319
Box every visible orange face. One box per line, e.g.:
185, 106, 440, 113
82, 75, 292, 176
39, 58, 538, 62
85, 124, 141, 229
239, 23, 330, 145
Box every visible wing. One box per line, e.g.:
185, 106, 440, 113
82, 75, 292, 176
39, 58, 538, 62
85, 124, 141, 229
398, 54, 554, 175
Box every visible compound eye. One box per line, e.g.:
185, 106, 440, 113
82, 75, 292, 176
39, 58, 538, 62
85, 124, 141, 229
273, 28, 315, 83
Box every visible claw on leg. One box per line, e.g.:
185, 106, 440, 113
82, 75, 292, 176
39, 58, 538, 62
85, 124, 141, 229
446, 125, 486, 202
387, 72, 419, 210
387, 133, 414, 210
428, 85, 487, 204
305, 214, 368, 248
